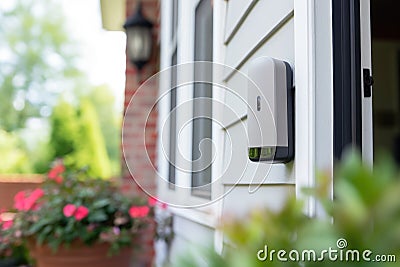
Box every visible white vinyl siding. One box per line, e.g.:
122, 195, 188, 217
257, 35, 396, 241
222, 19, 294, 127
169, 216, 215, 263
219, 0, 295, 219
157, 0, 336, 264
224, 0, 294, 74
224, 0, 257, 42
222, 185, 295, 217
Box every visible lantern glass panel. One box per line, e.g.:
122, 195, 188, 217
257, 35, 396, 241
126, 27, 152, 62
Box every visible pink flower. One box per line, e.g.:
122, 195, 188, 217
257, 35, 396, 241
53, 175, 63, 184
63, 205, 89, 221
14, 189, 44, 211
148, 196, 168, 209
113, 227, 120, 235
63, 204, 76, 217
14, 191, 26, 210
1, 219, 13, 230
30, 188, 45, 200
24, 188, 44, 211
74, 206, 89, 221
48, 163, 65, 183
148, 196, 158, 207
129, 206, 150, 218
0, 212, 14, 230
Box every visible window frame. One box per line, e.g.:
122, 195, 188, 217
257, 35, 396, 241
158, 0, 224, 212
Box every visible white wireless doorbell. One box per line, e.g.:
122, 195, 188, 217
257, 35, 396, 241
247, 57, 294, 163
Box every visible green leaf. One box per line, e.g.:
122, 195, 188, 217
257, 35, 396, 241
28, 218, 54, 235
92, 199, 111, 209
48, 238, 62, 253
65, 219, 75, 233
55, 226, 64, 237
37, 225, 53, 245
88, 210, 108, 222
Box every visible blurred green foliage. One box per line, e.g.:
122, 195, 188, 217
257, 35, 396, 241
178, 153, 400, 267
49, 101, 79, 159
84, 85, 121, 176
71, 99, 111, 178
0, 0, 83, 131
49, 99, 111, 179
0, 130, 32, 173
29, 139, 53, 174
0, 0, 122, 177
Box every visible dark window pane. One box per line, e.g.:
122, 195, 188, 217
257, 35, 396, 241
192, 0, 213, 198
171, 0, 178, 40
169, 49, 177, 189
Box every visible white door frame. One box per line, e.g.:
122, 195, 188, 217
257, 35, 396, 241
294, 0, 336, 217
360, 0, 373, 165
294, 0, 375, 216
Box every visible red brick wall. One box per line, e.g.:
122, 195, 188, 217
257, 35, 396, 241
122, 0, 159, 198
121, 1, 159, 267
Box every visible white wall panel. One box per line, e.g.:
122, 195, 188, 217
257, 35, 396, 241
224, 0, 257, 42
169, 216, 215, 265
222, 20, 294, 127
224, 0, 293, 69
222, 185, 295, 217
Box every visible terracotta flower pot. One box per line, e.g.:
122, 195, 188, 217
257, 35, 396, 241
28, 221, 156, 267
131, 220, 156, 267
28, 241, 132, 267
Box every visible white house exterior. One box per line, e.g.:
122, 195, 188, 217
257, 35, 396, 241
101, 0, 400, 265
152, 0, 398, 265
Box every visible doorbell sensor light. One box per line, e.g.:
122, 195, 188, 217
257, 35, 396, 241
247, 57, 294, 163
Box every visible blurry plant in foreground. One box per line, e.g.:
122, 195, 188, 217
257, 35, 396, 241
178, 153, 400, 267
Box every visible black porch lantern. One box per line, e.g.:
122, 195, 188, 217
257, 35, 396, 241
123, 1, 154, 70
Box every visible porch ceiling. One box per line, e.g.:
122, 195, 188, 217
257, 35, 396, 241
100, 0, 126, 31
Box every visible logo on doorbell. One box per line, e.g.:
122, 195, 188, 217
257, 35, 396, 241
257, 96, 261, 111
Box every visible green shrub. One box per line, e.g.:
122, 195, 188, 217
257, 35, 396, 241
49, 100, 111, 178
179, 153, 400, 267
49, 101, 79, 159
0, 130, 32, 173
71, 100, 111, 178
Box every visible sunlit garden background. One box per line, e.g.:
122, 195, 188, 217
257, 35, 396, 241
0, 0, 126, 177
0, 1, 165, 266
2, 0, 400, 267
